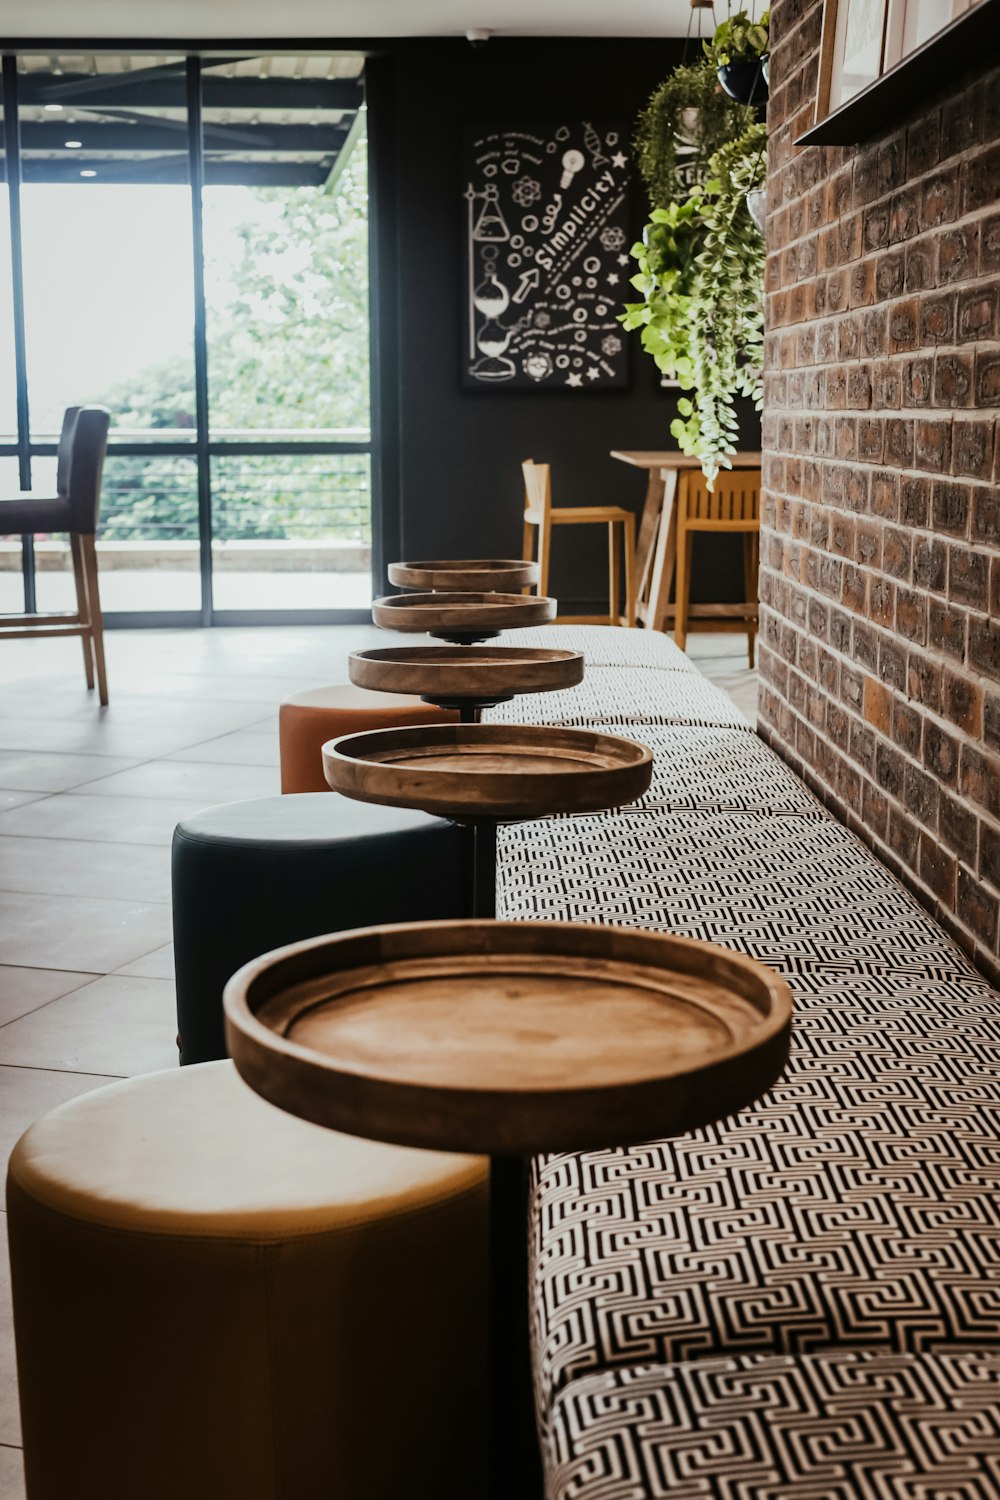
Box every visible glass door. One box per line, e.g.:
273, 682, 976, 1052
0, 51, 371, 625
17, 54, 201, 614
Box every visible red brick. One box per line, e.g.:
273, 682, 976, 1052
919, 832, 956, 905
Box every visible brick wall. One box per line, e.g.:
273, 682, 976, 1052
760, 0, 1000, 979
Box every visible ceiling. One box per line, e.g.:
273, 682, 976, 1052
1, 0, 697, 40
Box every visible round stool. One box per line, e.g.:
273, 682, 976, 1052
6, 1061, 488, 1500
279, 684, 457, 793
172, 793, 465, 1065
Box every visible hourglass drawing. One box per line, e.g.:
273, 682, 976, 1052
470, 264, 516, 381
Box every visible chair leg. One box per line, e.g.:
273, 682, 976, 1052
674, 526, 693, 653
744, 532, 759, 669
79, 534, 108, 706
70, 534, 95, 691
522, 520, 535, 595
537, 518, 552, 600
608, 521, 620, 625
623, 513, 637, 629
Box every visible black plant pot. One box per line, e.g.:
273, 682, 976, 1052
717, 59, 769, 105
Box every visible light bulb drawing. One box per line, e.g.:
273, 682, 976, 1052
560, 149, 585, 190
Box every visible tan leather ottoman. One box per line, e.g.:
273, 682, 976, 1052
7, 1061, 487, 1500
279, 684, 457, 793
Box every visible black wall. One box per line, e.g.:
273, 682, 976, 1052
368, 38, 758, 608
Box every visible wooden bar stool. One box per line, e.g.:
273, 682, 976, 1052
674, 468, 761, 667
521, 459, 636, 628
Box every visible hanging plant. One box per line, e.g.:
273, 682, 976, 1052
620, 122, 767, 485
619, 196, 705, 383
704, 10, 771, 104
633, 60, 754, 210
670, 122, 768, 483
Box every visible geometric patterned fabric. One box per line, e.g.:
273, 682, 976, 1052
546, 1352, 1000, 1498
485, 665, 751, 732
495, 627, 1000, 1498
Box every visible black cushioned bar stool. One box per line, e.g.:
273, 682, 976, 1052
173, 793, 466, 1065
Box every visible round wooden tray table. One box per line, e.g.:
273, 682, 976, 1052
348, 645, 584, 723
371, 591, 555, 644
225, 919, 793, 1499
388, 558, 539, 592
323, 722, 653, 917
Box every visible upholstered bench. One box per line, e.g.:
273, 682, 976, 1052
7, 1060, 488, 1500
494, 625, 1000, 1496
173, 792, 465, 1064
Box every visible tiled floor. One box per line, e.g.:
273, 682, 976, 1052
0, 620, 756, 1494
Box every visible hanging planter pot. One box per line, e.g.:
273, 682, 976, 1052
761, 53, 770, 85
746, 188, 767, 233
717, 59, 769, 105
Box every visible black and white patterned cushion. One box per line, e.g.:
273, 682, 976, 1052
485, 666, 750, 732
546, 1352, 1000, 1498
502, 624, 697, 673
494, 630, 1000, 1497
506, 807, 1000, 1410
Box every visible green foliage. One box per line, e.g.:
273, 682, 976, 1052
703, 9, 771, 66
633, 60, 754, 210
97, 137, 370, 543
620, 122, 767, 486
669, 123, 767, 484
619, 198, 704, 385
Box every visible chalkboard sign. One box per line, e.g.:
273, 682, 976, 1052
463, 123, 632, 391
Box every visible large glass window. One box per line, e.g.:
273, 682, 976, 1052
0, 52, 370, 622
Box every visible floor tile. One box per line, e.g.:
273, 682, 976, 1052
0, 715, 239, 761
115, 944, 175, 980
0, 975, 177, 1076
0, 751, 143, 793
0, 836, 170, 904
0, 793, 208, 847
0, 967, 97, 1029
0, 1444, 25, 1500
0, 1065, 111, 1175
0, 792, 45, 814
76, 759, 279, 803
0, 1217, 20, 1446
0, 891, 171, 973
166, 727, 279, 767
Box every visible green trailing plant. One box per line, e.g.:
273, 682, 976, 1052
703, 9, 770, 66
620, 121, 767, 485
633, 59, 754, 209
619, 197, 704, 386
670, 122, 767, 482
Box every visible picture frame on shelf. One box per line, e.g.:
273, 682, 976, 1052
807, 0, 993, 144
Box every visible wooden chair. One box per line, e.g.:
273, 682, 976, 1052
0, 405, 112, 704
522, 459, 636, 627
674, 467, 761, 668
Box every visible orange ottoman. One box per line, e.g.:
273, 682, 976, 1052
279, 684, 457, 793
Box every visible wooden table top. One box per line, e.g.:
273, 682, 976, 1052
388, 559, 538, 592
323, 722, 653, 820
372, 591, 555, 634
349, 646, 584, 700
224, 920, 793, 1155
611, 450, 763, 470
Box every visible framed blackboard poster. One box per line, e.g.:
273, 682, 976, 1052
463, 123, 632, 391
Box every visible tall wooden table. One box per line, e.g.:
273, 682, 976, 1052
225, 921, 792, 1500
611, 450, 762, 632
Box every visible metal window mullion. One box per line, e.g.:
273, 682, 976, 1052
186, 54, 213, 626
2, 53, 35, 612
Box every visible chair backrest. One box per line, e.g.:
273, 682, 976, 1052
680, 468, 762, 526
522, 459, 551, 525
64, 406, 111, 533
55, 406, 82, 498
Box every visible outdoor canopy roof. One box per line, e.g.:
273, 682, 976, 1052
2, 53, 366, 186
